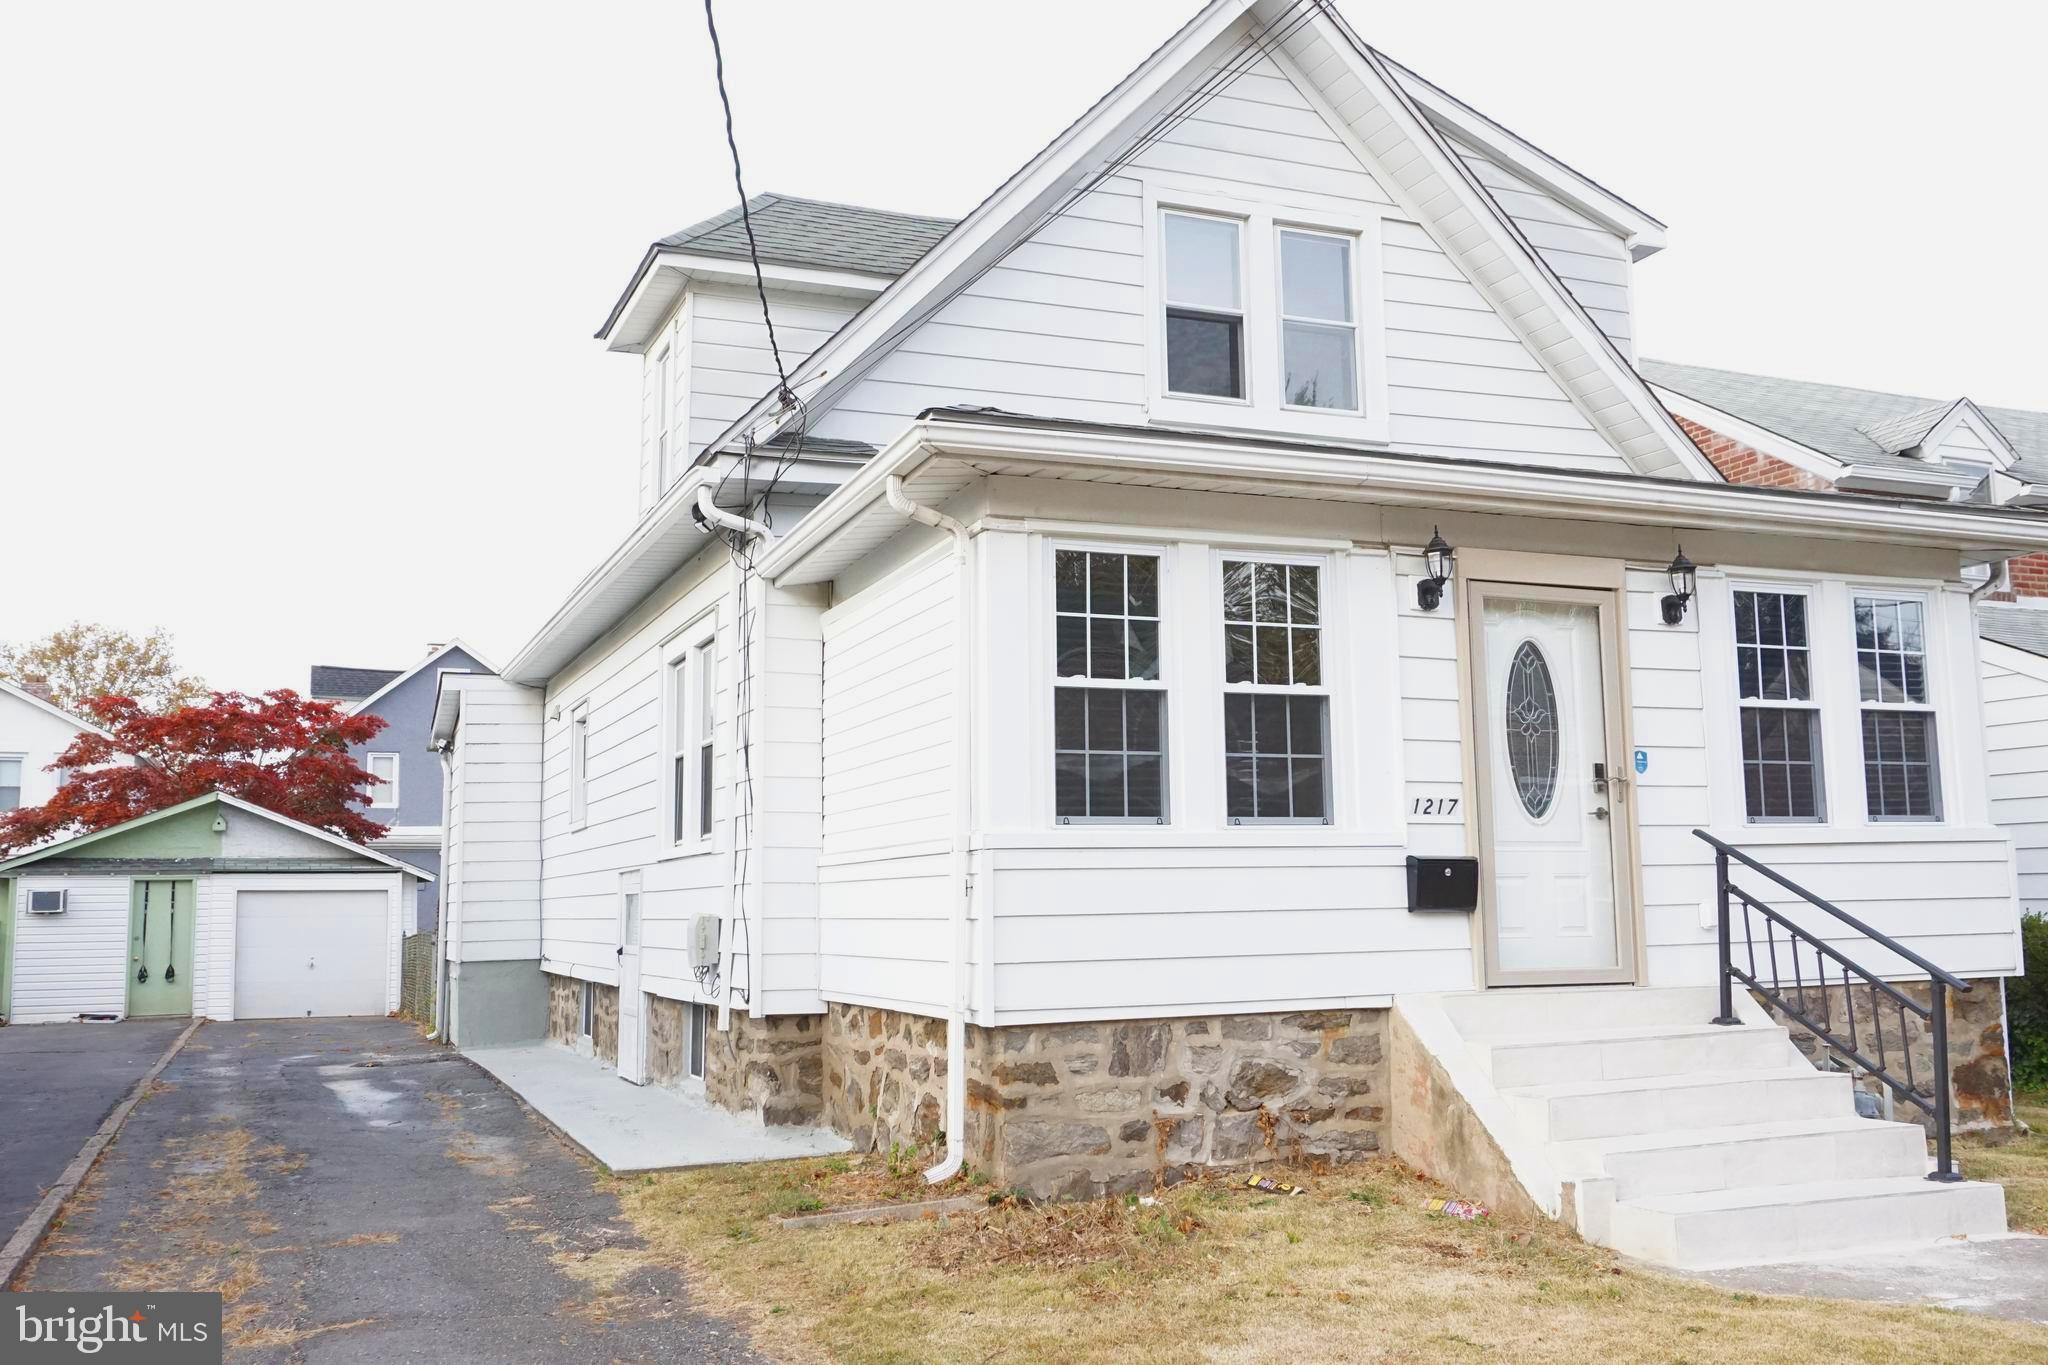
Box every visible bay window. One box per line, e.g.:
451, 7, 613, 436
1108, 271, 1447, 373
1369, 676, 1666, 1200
1222, 559, 1329, 822
1054, 548, 1166, 821
1732, 589, 1823, 822
1854, 595, 1940, 820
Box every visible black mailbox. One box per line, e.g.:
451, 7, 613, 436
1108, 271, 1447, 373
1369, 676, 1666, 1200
1406, 855, 1479, 913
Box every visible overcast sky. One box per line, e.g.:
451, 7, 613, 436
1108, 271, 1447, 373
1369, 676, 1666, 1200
5, 1, 2043, 693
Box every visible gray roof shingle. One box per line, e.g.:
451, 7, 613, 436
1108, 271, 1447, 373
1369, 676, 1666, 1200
658, 193, 957, 278
1979, 606, 2048, 660
1641, 359, 2048, 486
309, 665, 402, 701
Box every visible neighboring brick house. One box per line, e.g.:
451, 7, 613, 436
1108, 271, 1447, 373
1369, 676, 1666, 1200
1644, 359, 2048, 600
310, 641, 495, 932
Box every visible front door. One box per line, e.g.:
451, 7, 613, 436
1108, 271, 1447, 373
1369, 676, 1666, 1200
128, 879, 195, 1017
1470, 583, 1636, 985
616, 877, 646, 1084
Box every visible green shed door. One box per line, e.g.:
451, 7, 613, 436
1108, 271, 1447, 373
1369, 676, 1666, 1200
128, 879, 195, 1018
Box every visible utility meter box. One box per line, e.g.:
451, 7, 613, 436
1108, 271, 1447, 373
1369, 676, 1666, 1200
688, 914, 723, 972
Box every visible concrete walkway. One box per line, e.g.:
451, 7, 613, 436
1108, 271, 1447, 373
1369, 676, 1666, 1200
1674, 1234, 2048, 1324
465, 1042, 851, 1172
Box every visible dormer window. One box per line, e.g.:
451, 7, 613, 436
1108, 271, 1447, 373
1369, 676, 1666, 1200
1162, 212, 1245, 400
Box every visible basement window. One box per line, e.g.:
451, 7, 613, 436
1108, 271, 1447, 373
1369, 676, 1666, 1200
580, 981, 595, 1040
688, 1002, 707, 1080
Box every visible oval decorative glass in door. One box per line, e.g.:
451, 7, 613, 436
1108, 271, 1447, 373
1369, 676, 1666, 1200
1503, 640, 1559, 818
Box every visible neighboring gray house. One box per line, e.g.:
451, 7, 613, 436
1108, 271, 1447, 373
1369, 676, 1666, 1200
309, 641, 495, 931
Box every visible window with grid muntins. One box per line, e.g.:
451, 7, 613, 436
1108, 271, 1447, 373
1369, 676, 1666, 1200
1733, 590, 1823, 821
1854, 596, 1939, 819
1222, 560, 1329, 822
1054, 549, 1166, 821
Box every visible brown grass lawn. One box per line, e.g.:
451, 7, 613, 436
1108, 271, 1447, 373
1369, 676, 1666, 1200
1958, 1087, 2048, 1234
607, 1140, 2048, 1365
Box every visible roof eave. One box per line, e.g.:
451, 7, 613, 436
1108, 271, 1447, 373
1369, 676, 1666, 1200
596, 248, 894, 354
760, 412, 2048, 587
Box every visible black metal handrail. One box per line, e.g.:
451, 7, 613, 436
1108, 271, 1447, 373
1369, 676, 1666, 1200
1693, 829, 1969, 1182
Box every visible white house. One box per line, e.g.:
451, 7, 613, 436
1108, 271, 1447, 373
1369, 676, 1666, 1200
0, 792, 428, 1025
433, 0, 2038, 1266
0, 677, 107, 816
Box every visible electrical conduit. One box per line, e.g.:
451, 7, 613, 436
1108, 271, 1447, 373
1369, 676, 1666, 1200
885, 474, 974, 1185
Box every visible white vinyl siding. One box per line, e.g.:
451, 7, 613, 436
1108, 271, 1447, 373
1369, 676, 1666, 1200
6, 876, 131, 1023
806, 54, 1623, 474
441, 677, 544, 965
1982, 640, 2048, 918
686, 285, 860, 463
817, 548, 959, 1013
1453, 145, 1635, 358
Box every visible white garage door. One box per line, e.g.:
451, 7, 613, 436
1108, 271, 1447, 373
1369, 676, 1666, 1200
235, 888, 390, 1018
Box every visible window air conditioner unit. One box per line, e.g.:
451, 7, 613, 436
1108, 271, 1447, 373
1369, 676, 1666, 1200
688, 914, 722, 972
26, 888, 68, 915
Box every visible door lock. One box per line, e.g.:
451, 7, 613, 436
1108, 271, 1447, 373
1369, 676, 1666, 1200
1590, 806, 1610, 820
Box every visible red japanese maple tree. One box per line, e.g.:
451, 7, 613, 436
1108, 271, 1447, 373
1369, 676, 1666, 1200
0, 690, 392, 855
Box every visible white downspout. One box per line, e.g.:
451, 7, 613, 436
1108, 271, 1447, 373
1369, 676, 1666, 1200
696, 485, 775, 543
886, 473, 974, 1185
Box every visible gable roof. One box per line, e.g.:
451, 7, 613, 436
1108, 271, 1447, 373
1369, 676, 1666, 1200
1979, 606, 2048, 661
0, 677, 114, 741
309, 665, 403, 702
1642, 359, 2048, 487
343, 639, 497, 717
698, 0, 1713, 485
0, 791, 434, 878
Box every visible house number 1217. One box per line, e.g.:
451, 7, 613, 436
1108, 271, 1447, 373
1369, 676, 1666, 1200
1411, 796, 1459, 816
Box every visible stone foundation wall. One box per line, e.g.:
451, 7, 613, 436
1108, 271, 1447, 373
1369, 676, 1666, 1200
820, 1004, 1388, 1199
1757, 977, 2013, 1132
542, 972, 619, 1065
545, 974, 579, 1045
704, 1009, 825, 1126
647, 996, 686, 1087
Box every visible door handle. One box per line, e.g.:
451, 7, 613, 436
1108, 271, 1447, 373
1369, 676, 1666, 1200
1590, 806, 1609, 820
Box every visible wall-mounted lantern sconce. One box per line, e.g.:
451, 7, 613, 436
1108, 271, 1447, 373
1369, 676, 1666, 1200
1661, 547, 1697, 625
1417, 528, 1454, 612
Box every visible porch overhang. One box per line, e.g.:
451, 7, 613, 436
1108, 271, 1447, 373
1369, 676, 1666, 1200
759, 408, 2048, 588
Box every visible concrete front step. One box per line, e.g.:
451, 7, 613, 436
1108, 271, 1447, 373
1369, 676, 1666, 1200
1551, 1116, 1929, 1201
1606, 1175, 2010, 1270
1443, 984, 1726, 1041
1480, 1021, 1798, 1088
1505, 1066, 1852, 1143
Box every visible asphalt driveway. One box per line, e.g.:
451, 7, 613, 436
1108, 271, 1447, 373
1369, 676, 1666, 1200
16, 1019, 761, 1363
0, 1018, 188, 1234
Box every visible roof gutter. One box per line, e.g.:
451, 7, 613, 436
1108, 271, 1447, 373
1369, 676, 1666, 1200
759, 413, 2048, 585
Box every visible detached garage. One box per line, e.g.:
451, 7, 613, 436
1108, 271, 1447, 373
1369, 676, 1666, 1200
0, 792, 431, 1025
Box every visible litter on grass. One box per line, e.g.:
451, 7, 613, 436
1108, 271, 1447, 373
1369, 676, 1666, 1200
1244, 1175, 1308, 1197
1424, 1197, 1489, 1221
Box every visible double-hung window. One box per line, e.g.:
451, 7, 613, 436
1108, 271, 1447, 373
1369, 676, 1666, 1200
655, 344, 675, 489
1733, 589, 1823, 821
664, 623, 717, 849
1278, 230, 1357, 411
366, 753, 399, 809
1162, 212, 1245, 400
1222, 559, 1330, 822
1854, 595, 1940, 820
1054, 548, 1166, 821
0, 756, 21, 811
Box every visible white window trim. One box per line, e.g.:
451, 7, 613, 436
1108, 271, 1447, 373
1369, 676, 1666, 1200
1847, 586, 1944, 824
1702, 568, 1962, 836
1218, 549, 1336, 825
0, 753, 24, 811
658, 612, 720, 858
655, 342, 675, 491
1140, 178, 1389, 445
366, 752, 401, 809
1723, 582, 1826, 826
568, 701, 591, 832
1159, 208, 1250, 409
1275, 226, 1363, 419
1050, 539, 1173, 825
1031, 532, 1364, 837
